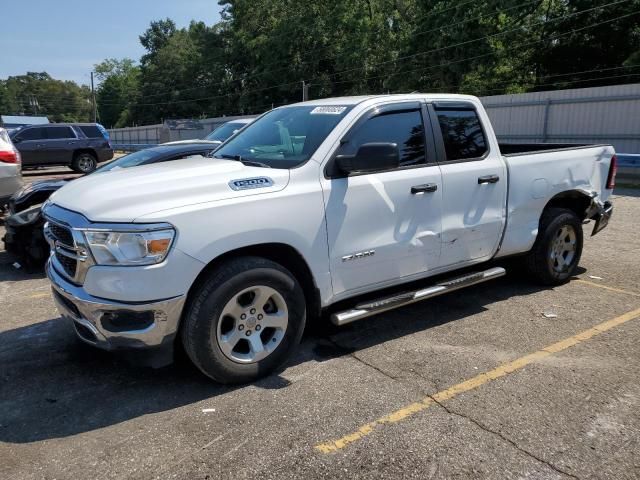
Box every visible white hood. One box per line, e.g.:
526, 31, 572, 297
49, 156, 290, 222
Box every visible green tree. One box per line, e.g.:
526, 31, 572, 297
132, 21, 230, 123
0, 72, 91, 122
139, 18, 178, 65
94, 58, 140, 127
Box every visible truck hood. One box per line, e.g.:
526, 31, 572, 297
49, 156, 290, 222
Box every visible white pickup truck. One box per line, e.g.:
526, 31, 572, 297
43, 94, 616, 383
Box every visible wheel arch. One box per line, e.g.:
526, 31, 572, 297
72, 148, 97, 162
184, 243, 322, 326
541, 189, 593, 221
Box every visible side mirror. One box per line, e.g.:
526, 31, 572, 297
11, 137, 21, 144
335, 142, 400, 174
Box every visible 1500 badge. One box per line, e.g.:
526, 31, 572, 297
342, 250, 375, 262
229, 177, 274, 191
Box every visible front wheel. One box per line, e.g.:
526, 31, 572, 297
181, 257, 306, 384
525, 207, 583, 285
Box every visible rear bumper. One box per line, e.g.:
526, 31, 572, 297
97, 149, 114, 162
46, 259, 185, 350
0, 174, 23, 205
585, 193, 613, 236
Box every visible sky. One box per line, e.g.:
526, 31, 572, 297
0, 0, 221, 85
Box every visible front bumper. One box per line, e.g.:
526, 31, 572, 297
46, 259, 186, 350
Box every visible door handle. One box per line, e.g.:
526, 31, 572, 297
411, 183, 438, 194
478, 175, 500, 184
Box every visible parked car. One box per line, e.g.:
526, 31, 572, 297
3, 143, 218, 269
9, 123, 113, 173
204, 118, 254, 143
166, 118, 254, 145
0, 128, 23, 208
42, 94, 616, 384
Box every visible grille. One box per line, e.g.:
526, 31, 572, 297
55, 251, 77, 278
49, 223, 74, 247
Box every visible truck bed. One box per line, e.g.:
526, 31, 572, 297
496, 143, 615, 258
499, 143, 596, 156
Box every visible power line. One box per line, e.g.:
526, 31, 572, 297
95, 1, 632, 109
7, 1, 637, 116
308, 0, 632, 82
124, 0, 487, 100
317, 8, 640, 91
480, 72, 640, 94
42, 0, 625, 108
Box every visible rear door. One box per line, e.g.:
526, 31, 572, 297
44, 126, 77, 164
429, 102, 507, 266
321, 102, 443, 296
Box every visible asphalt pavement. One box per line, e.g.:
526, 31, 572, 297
0, 180, 638, 479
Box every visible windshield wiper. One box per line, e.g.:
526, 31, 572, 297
215, 154, 271, 168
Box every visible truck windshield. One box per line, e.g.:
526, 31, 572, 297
213, 105, 352, 168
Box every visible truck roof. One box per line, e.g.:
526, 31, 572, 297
291, 93, 480, 107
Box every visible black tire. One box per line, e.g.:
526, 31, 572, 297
181, 256, 306, 384
72, 152, 97, 173
524, 207, 583, 285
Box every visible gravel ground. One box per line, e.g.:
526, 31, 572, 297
0, 179, 638, 480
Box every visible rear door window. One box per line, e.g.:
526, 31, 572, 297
435, 108, 488, 161
46, 126, 76, 139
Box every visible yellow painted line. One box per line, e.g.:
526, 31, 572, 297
28, 293, 51, 299
315, 306, 640, 453
575, 279, 640, 297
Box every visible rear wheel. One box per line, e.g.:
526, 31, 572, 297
181, 257, 306, 384
72, 152, 97, 173
525, 207, 583, 285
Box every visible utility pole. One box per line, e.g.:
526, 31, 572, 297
29, 95, 39, 115
302, 81, 309, 102
90, 71, 97, 123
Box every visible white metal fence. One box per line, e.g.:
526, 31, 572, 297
480, 83, 640, 154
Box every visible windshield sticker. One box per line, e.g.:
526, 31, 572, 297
310, 106, 347, 115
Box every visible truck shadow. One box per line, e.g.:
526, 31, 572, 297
0, 250, 47, 281
0, 267, 574, 444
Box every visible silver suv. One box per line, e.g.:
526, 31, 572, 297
0, 128, 23, 207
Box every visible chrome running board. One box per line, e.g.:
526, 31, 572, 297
331, 267, 506, 326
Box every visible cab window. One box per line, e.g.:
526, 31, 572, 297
435, 108, 488, 161
338, 109, 428, 168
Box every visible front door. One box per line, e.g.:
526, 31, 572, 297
429, 102, 507, 267
321, 102, 443, 297
13, 126, 47, 166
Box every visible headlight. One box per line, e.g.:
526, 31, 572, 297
84, 228, 175, 266
10, 204, 42, 225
